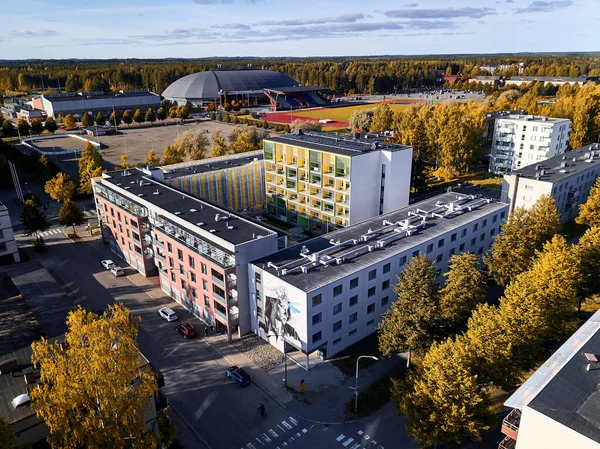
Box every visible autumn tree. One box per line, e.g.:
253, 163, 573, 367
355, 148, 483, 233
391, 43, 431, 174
17, 118, 31, 137
133, 108, 144, 126
349, 109, 374, 133
156, 107, 166, 122
290, 119, 321, 133
82, 111, 92, 127
44, 117, 58, 134
78, 141, 104, 195
121, 110, 132, 127
31, 118, 44, 134
94, 111, 105, 127
145, 150, 161, 166
439, 253, 486, 330
227, 126, 269, 154
177, 106, 189, 120
379, 254, 440, 363
174, 129, 209, 161
211, 129, 229, 157
161, 144, 184, 165
168, 107, 178, 119
120, 154, 130, 169
145, 108, 156, 124
20, 199, 50, 237
64, 114, 77, 129
31, 304, 159, 449
44, 172, 76, 203
109, 111, 120, 127
370, 103, 394, 132
575, 226, 600, 306
576, 177, 600, 227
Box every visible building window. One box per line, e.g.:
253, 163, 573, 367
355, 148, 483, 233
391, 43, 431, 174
451, 233, 457, 242
381, 296, 389, 306
438, 238, 445, 248
473, 223, 478, 232
333, 337, 342, 345
480, 233, 485, 242
492, 214, 498, 223
121, 237, 125, 245
349, 295, 358, 306
491, 228, 496, 236
189, 256, 195, 268
482, 219, 487, 228
461, 229, 467, 237
127, 230, 130, 238
179, 264, 184, 275
383, 263, 391, 273
368, 269, 377, 280
382, 280, 390, 290
367, 303, 375, 314
170, 272, 175, 282
312, 313, 322, 325
191, 288, 198, 299
204, 295, 210, 307
350, 277, 359, 289
436, 254, 443, 263
125, 217, 128, 225
459, 243, 465, 251
190, 272, 196, 283
367, 319, 375, 326
312, 331, 322, 343
333, 285, 343, 296
181, 279, 186, 290
117, 212, 121, 222
333, 320, 342, 332
201, 263, 207, 275
501, 211, 506, 219
412, 250, 419, 257
449, 248, 455, 256
478, 247, 484, 255
368, 286, 376, 297
349, 312, 358, 323
471, 238, 476, 246
168, 257, 174, 268
399, 255, 407, 266
177, 249, 183, 262
312, 294, 322, 306
203, 280, 208, 291
349, 329, 357, 336
167, 243, 172, 252
333, 303, 343, 314
426, 244, 433, 254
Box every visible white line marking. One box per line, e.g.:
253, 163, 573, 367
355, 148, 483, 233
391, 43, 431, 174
343, 438, 354, 447
282, 443, 288, 447
282, 420, 292, 430
350, 444, 361, 449
246, 444, 256, 449
269, 429, 279, 438
337, 434, 346, 442
277, 424, 285, 433
364, 435, 370, 440
302, 428, 307, 433
357, 431, 364, 435
289, 417, 298, 426
255, 438, 264, 446
295, 432, 301, 437
261, 433, 271, 443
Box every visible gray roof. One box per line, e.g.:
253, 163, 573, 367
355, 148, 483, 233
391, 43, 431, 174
509, 143, 600, 183
162, 151, 263, 180
162, 69, 299, 101
505, 309, 600, 442
252, 188, 507, 292
100, 168, 276, 246
265, 132, 412, 157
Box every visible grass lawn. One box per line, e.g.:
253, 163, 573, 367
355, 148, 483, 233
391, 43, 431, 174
330, 333, 382, 377
291, 103, 411, 123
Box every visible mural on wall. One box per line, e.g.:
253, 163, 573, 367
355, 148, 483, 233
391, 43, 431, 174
258, 281, 303, 350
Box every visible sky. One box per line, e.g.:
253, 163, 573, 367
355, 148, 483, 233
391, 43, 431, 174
3, 0, 599, 59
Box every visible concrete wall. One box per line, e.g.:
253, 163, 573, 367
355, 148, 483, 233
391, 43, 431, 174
0, 208, 19, 263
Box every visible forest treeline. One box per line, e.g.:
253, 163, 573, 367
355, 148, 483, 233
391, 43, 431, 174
1, 54, 600, 95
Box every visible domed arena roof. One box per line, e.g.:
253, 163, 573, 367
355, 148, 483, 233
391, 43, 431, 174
162, 69, 299, 102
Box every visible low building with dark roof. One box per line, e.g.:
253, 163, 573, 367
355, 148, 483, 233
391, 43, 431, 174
500, 308, 600, 449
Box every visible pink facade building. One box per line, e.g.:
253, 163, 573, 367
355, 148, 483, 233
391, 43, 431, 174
93, 166, 283, 339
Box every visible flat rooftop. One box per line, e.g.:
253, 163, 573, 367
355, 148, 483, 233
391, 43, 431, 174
162, 151, 263, 180
509, 143, 600, 183
497, 114, 570, 124
252, 188, 507, 292
42, 90, 158, 103
0, 201, 6, 213
265, 131, 412, 157
100, 168, 276, 246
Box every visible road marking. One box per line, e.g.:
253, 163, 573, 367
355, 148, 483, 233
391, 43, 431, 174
295, 432, 301, 437
246, 444, 256, 449
282, 420, 292, 430
255, 437, 264, 446
357, 431, 364, 435
302, 428, 307, 433
364, 435, 370, 440
260, 433, 271, 443
277, 424, 285, 433
343, 438, 354, 447
289, 417, 298, 426
282, 443, 288, 447
268, 429, 279, 438
350, 444, 361, 449
337, 434, 346, 442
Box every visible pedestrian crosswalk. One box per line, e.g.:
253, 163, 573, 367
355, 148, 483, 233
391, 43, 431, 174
38, 228, 63, 237
335, 430, 384, 449
242, 417, 309, 449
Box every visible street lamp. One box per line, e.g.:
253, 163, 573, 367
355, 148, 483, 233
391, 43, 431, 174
267, 333, 288, 387
353, 355, 378, 412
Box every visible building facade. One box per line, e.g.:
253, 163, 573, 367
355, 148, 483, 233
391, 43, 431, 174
249, 190, 508, 368
499, 309, 600, 449
93, 167, 284, 339
263, 131, 413, 233
501, 143, 600, 222
0, 201, 20, 263
489, 115, 571, 175
163, 152, 266, 213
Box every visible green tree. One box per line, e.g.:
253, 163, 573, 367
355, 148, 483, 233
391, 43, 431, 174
370, 103, 394, 132
95, 111, 105, 127
58, 200, 86, 236
78, 141, 104, 195
64, 114, 77, 129
378, 254, 440, 363
109, 111, 120, 127
2, 120, 16, 137
44, 172, 76, 203
161, 144, 184, 165
30, 118, 44, 134
44, 117, 58, 134
156, 107, 167, 122
145, 108, 156, 124
0, 417, 15, 449
145, 150, 161, 166
577, 177, 600, 227
17, 118, 31, 137
31, 304, 159, 449
133, 108, 144, 126
439, 253, 486, 329
20, 199, 50, 237
121, 110, 132, 127
81, 111, 92, 127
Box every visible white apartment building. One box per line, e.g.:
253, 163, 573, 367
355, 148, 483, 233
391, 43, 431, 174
0, 200, 20, 263
499, 308, 600, 449
263, 131, 413, 233
502, 143, 600, 222
489, 115, 571, 175
249, 189, 509, 369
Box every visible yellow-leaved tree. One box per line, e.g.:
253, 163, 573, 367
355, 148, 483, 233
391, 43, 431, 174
78, 141, 104, 195
31, 304, 159, 449
44, 172, 76, 203
577, 177, 600, 228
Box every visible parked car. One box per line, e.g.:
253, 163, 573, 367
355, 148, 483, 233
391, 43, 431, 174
158, 307, 178, 322
175, 322, 197, 338
101, 259, 116, 270
110, 266, 125, 277
226, 366, 251, 387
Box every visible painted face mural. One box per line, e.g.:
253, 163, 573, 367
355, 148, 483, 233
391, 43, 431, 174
259, 283, 301, 346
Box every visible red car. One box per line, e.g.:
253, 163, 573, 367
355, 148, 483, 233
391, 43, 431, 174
175, 323, 197, 338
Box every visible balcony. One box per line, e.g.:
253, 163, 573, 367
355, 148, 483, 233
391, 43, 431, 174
154, 238, 164, 248
214, 308, 227, 322
501, 409, 521, 441
498, 436, 516, 449
227, 274, 237, 290
212, 275, 224, 287
155, 252, 166, 263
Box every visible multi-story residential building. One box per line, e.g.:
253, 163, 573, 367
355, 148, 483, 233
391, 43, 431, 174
0, 200, 20, 263
489, 115, 571, 174
263, 131, 413, 232
162, 151, 266, 213
249, 189, 508, 368
499, 308, 600, 449
93, 166, 284, 339
502, 143, 600, 222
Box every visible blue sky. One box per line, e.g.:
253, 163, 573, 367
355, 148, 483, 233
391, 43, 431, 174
3, 0, 599, 59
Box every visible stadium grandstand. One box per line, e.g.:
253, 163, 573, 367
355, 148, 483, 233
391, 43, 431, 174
263, 85, 328, 111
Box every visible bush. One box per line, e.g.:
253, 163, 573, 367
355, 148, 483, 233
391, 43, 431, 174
209, 112, 216, 120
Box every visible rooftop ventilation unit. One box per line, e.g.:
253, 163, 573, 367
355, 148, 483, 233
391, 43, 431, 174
124, 186, 131, 190
137, 193, 144, 197
189, 209, 197, 213
227, 225, 234, 230
174, 211, 182, 215
209, 229, 217, 233
11, 393, 31, 409
196, 222, 205, 226
153, 190, 160, 195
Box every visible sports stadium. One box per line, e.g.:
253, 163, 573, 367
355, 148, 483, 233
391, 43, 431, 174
162, 68, 327, 110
